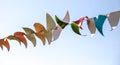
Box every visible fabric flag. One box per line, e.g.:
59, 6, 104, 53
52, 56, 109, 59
107, 11, 120, 30
94, 15, 107, 36
71, 22, 81, 35
53, 25, 62, 41
0, 39, 10, 51
3, 39, 10, 51
55, 11, 70, 29
74, 16, 88, 29
23, 27, 36, 47
34, 23, 46, 45
87, 18, 96, 37
14, 32, 27, 48
45, 13, 56, 44
55, 16, 68, 29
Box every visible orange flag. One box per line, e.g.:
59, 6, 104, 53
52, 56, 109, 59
34, 23, 46, 45
0, 39, 10, 51
14, 32, 27, 48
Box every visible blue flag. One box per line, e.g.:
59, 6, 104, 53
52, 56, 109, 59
94, 15, 107, 36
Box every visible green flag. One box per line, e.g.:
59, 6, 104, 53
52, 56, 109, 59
55, 15, 68, 29
71, 22, 81, 35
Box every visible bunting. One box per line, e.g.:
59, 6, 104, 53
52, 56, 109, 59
0, 10, 120, 51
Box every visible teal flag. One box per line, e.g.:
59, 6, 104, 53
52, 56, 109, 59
94, 15, 107, 36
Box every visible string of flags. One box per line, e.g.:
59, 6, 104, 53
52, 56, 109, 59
0, 10, 120, 51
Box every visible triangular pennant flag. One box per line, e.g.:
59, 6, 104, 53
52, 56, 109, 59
45, 13, 56, 44
87, 18, 96, 37
53, 25, 62, 41
71, 22, 81, 35
55, 15, 68, 29
63, 11, 70, 23
107, 11, 120, 30
3, 39, 10, 51
0, 39, 10, 51
94, 15, 107, 36
14, 32, 27, 48
34, 23, 46, 45
74, 16, 88, 29
23, 27, 36, 47
7, 35, 21, 44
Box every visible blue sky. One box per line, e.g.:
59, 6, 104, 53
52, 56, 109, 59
0, 0, 120, 65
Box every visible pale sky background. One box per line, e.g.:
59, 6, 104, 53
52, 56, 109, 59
0, 0, 120, 65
